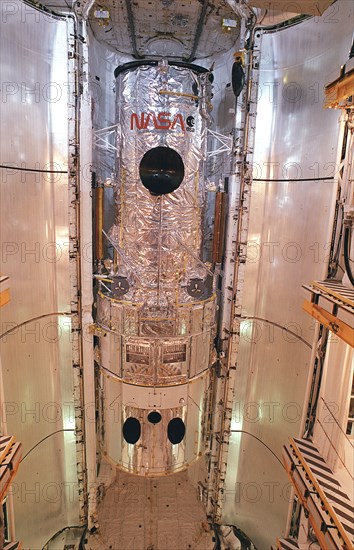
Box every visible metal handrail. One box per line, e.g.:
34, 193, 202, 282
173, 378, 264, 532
290, 438, 353, 550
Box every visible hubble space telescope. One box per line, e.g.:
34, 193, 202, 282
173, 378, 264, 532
95, 59, 217, 475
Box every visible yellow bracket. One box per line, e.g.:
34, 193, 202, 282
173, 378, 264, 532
324, 69, 354, 109
158, 90, 213, 110
0, 435, 16, 464
303, 299, 354, 347
0, 275, 10, 308
233, 51, 245, 66
87, 323, 107, 337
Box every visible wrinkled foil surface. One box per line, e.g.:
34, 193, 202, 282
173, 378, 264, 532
98, 62, 216, 387
111, 62, 212, 307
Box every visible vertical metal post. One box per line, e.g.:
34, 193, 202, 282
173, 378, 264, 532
212, 192, 227, 265
80, 20, 97, 529
95, 184, 104, 267
206, 21, 262, 522
67, 15, 88, 525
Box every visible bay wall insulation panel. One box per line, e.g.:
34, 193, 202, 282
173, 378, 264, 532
220, 2, 354, 547
0, 2, 79, 547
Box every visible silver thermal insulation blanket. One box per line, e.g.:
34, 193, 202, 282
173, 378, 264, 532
111, 62, 213, 308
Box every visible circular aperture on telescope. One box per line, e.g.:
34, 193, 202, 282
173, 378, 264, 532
147, 411, 162, 424
123, 417, 141, 444
167, 418, 185, 444
139, 146, 184, 195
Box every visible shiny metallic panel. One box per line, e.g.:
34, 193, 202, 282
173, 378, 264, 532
98, 294, 216, 384
0, 3, 79, 547
221, 3, 354, 548
104, 373, 209, 475
121, 404, 187, 475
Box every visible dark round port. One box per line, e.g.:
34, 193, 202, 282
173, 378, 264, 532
167, 418, 185, 444
122, 417, 141, 444
147, 411, 162, 424
139, 146, 184, 195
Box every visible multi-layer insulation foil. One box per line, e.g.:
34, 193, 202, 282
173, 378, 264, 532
111, 61, 213, 306
97, 61, 216, 386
